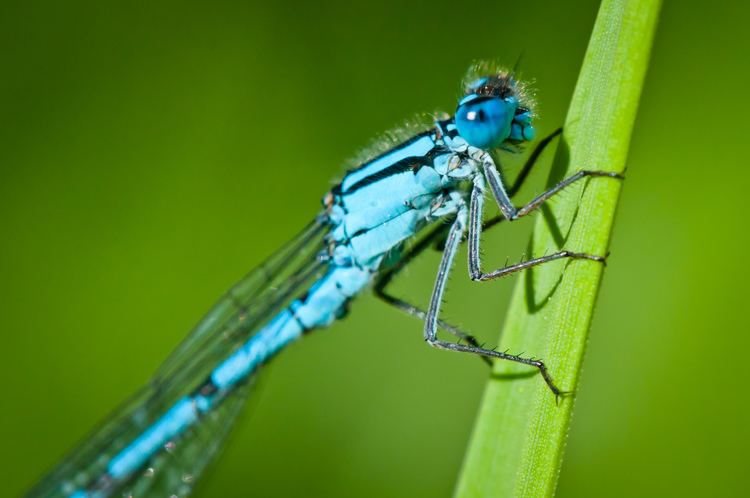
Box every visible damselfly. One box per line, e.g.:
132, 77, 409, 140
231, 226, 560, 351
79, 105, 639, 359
27, 62, 620, 498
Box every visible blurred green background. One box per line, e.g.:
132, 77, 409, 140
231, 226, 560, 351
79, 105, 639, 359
2, 1, 748, 497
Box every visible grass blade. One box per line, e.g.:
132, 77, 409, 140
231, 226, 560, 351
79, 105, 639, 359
454, 1, 662, 496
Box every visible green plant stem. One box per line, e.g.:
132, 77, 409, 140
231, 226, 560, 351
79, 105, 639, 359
454, 1, 661, 497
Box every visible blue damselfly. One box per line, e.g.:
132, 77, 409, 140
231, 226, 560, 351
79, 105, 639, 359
27, 62, 620, 498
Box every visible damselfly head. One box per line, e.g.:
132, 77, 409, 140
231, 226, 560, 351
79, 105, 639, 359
455, 65, 535, 150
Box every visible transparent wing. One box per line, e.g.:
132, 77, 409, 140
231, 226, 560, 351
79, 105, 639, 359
27, 215, 329, 498
152, 216, 329, 394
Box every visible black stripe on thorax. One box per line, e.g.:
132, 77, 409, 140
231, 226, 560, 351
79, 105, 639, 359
344, 129, 434, 176
342, 146, 448, 195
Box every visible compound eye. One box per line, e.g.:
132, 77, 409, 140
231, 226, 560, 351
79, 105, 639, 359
455, 96, 514, 149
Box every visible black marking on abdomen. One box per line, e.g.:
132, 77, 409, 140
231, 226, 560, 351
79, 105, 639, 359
191, 377, 220, 399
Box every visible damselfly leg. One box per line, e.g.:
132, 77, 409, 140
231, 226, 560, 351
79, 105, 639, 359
474, 143, 623, 222
375, 129, 566, 365
373, 223, 491, 365
423, 137, 623, 395
423, 204, 575, 396
467, 175, 606, 282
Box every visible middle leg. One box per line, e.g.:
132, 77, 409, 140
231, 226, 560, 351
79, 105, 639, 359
467, 175, 605, 282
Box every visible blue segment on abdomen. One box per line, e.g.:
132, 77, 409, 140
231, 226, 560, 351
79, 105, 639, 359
292, 266, 370, 328
108, 397, 198, 479
212, 266, 370, 390
211, 308, 301, 389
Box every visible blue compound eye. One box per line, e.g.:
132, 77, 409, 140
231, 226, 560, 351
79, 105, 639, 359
455, 96, 515, 149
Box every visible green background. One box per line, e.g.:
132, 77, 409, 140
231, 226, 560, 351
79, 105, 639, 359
2, 1, 748, 497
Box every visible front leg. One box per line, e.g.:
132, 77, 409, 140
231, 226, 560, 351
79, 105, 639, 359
468, 146, 623, 221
